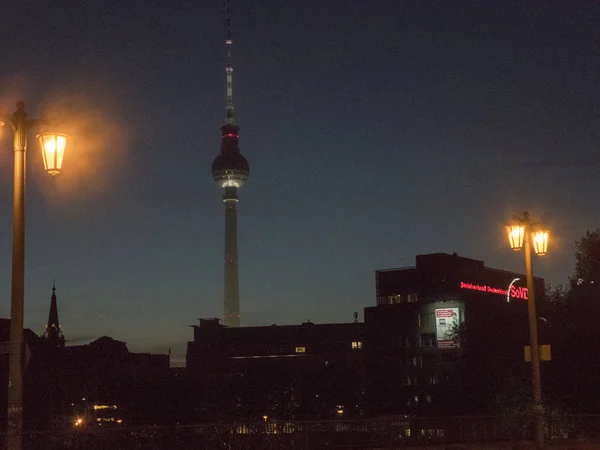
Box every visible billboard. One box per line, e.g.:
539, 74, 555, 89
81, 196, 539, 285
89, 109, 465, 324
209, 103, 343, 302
436, 308, 460, 348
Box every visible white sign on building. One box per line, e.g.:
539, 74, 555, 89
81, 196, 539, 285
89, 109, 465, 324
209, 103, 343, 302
435, 308, 460, 348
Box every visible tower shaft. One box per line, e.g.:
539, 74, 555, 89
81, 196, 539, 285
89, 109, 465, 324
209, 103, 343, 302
223, 187, 240, 327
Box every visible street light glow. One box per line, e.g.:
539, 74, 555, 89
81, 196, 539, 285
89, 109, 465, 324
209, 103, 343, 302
505, 224, 525, 251
37, 132, 67, 175
532, 230, 549, 256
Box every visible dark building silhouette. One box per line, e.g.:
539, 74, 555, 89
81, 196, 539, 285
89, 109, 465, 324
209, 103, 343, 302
0, 319, 41, 430
188, 318, 365, 378
187, 318, 366, 420
27, 335, 170, 429
366, 253, 544, 415
0, 286, 170, 430
187, 253, 544, 418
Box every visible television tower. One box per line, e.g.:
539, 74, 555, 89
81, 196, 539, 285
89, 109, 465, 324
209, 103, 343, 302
211, 0, 249, 327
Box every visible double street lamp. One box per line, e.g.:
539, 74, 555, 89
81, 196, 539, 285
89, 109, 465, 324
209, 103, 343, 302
1, 101, 68, 450
505, 211, 549, 450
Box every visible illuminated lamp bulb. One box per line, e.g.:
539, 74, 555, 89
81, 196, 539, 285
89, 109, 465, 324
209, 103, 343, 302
532, 230, 549, 256
37, 132, 67, 175
505, 224, 525, 251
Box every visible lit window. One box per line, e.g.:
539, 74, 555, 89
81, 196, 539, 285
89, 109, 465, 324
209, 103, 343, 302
388, 294, 401, 304
351, 341, 363, 349
295, 346, 306, 353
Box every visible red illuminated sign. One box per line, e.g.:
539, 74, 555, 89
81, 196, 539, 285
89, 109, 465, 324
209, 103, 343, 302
459, 282, 528, 300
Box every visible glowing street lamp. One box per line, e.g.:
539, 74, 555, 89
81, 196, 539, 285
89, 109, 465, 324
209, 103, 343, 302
37, 132, 67, 175
505, 224, 525, 251
532, 230, 549, 257
504, 211, 548, 449
1, 101, 68, 450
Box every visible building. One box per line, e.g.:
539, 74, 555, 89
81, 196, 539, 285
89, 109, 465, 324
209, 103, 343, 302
187, 318, 366, 420
188, 318, 365, 378
211, 6, 250, 328
20, 286, 170, 429
186, 253, 545, 418
365, 252, 544, 415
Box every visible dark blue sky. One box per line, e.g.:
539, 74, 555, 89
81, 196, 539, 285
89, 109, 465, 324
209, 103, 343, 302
0, 1, 599, 365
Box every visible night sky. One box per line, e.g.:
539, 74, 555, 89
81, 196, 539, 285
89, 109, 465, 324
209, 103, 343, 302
0, 1, 598, 366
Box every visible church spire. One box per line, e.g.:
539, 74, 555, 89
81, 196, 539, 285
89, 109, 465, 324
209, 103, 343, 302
43, 281, 65, 347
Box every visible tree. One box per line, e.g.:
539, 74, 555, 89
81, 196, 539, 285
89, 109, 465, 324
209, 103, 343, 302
573, 229, 600, 286
541, 227, 600, 413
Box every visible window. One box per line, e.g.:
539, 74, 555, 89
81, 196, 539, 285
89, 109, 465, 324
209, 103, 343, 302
418, 312, 435, 327
441, 352, 459, 363
421, 334, 435, 348
401, 336, 410, 348
387, 294, 401, 304
426, 395, 432, 404
407, 355, 422, 368
409, 293, 418, 303
407, 395, 419, 406
351, 341, 363, 349
428, 374, 439, 385
427, 312, 434, 325
295, 346, 306, 353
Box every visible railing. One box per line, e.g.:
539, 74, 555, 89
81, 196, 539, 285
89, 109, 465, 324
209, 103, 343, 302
2, 414, 600, 449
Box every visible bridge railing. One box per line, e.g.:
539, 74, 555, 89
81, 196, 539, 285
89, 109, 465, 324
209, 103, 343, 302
1, 414, 599, 449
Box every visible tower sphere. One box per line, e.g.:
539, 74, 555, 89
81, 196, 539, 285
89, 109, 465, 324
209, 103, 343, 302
211, 152, 249, 188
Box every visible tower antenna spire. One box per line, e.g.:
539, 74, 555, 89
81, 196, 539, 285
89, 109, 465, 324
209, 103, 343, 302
225, 0, 235, 125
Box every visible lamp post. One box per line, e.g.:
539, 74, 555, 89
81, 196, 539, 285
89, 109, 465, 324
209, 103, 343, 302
505, 211, 549, 450
1, 101, 67, 450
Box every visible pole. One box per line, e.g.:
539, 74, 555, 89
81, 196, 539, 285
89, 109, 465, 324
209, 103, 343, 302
223, 186, 240, 327
7, 101, 28, 450
524, 212, 544, 449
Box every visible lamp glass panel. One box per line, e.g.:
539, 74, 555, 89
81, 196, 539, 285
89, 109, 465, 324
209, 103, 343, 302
532, 230, 549, 256
506, 224, 525, 250
38, 133, 67, 175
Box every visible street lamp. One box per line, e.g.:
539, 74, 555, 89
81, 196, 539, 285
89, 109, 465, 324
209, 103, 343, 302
505, 211, 549, 449
1, 101, 67, 450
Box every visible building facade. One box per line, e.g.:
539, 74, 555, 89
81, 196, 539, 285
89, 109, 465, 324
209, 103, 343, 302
366, 252, 544, 415
187, 253, 545, 418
